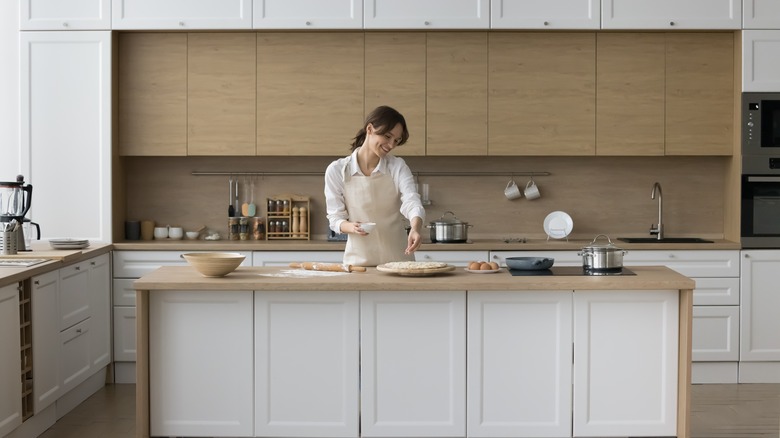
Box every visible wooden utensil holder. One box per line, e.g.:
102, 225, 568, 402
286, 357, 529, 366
266, 194, 310, 240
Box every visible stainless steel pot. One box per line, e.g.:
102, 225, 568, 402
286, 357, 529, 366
578, 234, 627, 271
427, 211, 472, 243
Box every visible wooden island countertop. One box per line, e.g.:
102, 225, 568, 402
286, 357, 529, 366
134, 265, 695, 438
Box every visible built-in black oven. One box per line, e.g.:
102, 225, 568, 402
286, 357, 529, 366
742, 93, 780, 247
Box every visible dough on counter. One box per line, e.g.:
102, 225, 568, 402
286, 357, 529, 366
382, 261, 448, 270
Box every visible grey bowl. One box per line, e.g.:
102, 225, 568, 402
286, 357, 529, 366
505, 257, 555, 270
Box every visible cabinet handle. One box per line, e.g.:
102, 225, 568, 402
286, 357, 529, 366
91, 261, 96, 266
178, 21, 185, 27
424, 21, 431, 26
744, 253, 750, 258
34, 281, 39, 285
76, 329, 82, 334
62, 22, 69, 27
305, 21, 312, 26
543, 21, 550, 26
669, 21, 676, 26
75, 266, 81, 271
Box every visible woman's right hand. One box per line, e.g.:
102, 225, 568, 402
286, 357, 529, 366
341, 221, 368, 236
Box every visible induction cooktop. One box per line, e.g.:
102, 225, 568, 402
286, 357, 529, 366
508, 266, 636, 276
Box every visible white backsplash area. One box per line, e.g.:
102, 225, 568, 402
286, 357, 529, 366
120, 155, 730, 241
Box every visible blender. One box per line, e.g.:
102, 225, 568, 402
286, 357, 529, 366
0, 175, 39, 251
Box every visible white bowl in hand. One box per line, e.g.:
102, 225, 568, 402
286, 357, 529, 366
360, 222, 376, 233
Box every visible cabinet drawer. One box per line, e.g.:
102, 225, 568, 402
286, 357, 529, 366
60, 261, 90, 330
692, 306, 739, 362
113, 278, 137, 306
692, 277, 739, 306
113, 306, 136, 361
61, 317, 91, 393
114, 250, 251, 277
623, 250, 739, 277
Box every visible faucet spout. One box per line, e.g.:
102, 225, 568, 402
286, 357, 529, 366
650, 182, 663, 240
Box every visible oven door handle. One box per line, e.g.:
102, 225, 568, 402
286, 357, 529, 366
747, 176, 780, 182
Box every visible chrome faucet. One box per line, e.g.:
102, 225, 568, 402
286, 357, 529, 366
650, 182, 663, 240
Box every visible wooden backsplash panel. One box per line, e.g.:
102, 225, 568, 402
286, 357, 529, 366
122, 155, 727, 241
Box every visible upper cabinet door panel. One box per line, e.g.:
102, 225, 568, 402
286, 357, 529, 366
365, 0, 489, 29
602, 0, 741, 29
744, 0, 780, 29
20, 0, 111, 30
490, 0, 599, 29
743, 30, 780, 91
112, 0, 251, 29
253, 0, 362, 29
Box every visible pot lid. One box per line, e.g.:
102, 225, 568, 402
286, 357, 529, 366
431, 211, 465, 224
582, 234, 623, 251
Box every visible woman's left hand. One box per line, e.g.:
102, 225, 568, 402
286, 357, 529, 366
405, 217, 423, 254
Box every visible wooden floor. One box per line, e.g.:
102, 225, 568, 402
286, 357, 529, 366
38, 383, 780, 438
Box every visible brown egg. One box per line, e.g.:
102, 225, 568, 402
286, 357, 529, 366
468, 261, 480, 270
489, 261, 499, 270
480, 262, 492, 270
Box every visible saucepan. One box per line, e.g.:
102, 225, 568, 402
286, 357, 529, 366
427, 211, 472, 243
578, 234, 627, 271
505, 256, 554, 270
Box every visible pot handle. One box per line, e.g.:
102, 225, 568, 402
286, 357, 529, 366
590, 234, 614, 245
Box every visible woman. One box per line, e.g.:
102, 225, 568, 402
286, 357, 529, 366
325, 106, 425, 267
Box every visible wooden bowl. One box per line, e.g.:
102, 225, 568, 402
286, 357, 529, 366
182, 252, 245, 277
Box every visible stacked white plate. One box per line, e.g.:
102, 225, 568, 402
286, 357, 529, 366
49, 238, 90, 250
543, 211, 574, 240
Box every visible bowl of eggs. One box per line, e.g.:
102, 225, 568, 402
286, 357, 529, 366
466, 260, 500, 273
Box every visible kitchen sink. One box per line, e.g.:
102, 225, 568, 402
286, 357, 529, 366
618, 237, 713, 243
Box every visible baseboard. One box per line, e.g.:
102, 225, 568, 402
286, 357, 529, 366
692, 362, 738, 384
55, 367, 107, 420
113, 361, 136, 384
739, 362, 780, 383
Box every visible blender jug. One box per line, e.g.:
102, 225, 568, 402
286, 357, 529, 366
0, 175, 34, 250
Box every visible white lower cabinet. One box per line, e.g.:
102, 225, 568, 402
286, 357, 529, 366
573, 290, 679, 437
467, 290, 572, 438
0, 283, 22, 436
254, 291, 360, 437
31, 270, 61, 414
360, 291, 466, 437
149, 290, 254, 437
60, 318, 92, 394
692, 306, 739, 361
740, 250, 780, 383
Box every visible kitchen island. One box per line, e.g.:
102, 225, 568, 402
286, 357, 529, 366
134, 265, 695, 438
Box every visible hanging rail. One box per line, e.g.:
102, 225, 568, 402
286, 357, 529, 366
191, 171, 551, 177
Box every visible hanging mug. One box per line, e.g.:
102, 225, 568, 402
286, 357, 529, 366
524, 179, 541, 200
504, 179, 522, 200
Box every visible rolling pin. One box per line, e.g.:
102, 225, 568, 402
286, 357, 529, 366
289, 262, 366, 273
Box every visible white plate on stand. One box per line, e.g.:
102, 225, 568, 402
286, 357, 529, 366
544, 211, 573, 240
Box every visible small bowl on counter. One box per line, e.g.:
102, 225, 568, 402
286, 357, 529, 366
186, 231, 200, 240
181, 252, 245, 277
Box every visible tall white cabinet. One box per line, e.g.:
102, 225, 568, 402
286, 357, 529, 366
740, 250, 780, 383
20, 31, 111, 242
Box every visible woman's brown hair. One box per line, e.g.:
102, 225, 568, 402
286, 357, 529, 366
350, 106, 410, 151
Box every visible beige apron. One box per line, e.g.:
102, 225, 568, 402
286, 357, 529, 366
342, 158, 412, 266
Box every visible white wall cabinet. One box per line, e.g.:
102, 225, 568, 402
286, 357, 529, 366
150, 290, 254, 437
0, 283, 22, 437
20, 0, 111, 30
743, 30, 780, 91
602, 0, 741, 29
740, 250, 780, 383
20, 31, 111, 243
490, 0, 599, 29
573, 289, 679, 437
365, 0, 489, 29
360, 290, 466, 437
467, 290, 573, 437
112, 0, 252, 29
31, 270, 61, 414
253, 0, 362, 28
743, 0, 780, 29
254, 291, 360, 437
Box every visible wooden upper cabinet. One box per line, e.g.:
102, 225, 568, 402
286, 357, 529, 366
489, 32, 596, 156
427, 32, 488, 156
596, 33, 665, 156
188, 33, 256, 156
118, 33, 187, 156
256, 33, 364, 156
365, 33, 426, 156
665, 33, 734, 156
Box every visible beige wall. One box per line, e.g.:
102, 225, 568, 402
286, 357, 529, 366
122, 155, 728, 241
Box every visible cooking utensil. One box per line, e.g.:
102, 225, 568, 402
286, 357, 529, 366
228, 175, 235, 217
289, 262, 366, 273
234, 177, 240, 217
247, 176, 256, 217
578, 234, 627, 271
427, 211, 472, 243
505, 256, 554, 270
241, 176, 250, 216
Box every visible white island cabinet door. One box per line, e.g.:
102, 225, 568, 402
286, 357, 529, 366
0, 283, 22, 437
360, 291, 466, 437
150, 290, 254, 437
253, 0, 362, 28
112, 0, 251, 29
254, 291, 360, 437
491, 0, 599, 29
743, 30, 780, 92
467, 290, 573, 438
365, 0, 489, 29
602, 0, 741, 29
20, 31, 111, 243
573, 290, 679, 437
20, 0, 111, 30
